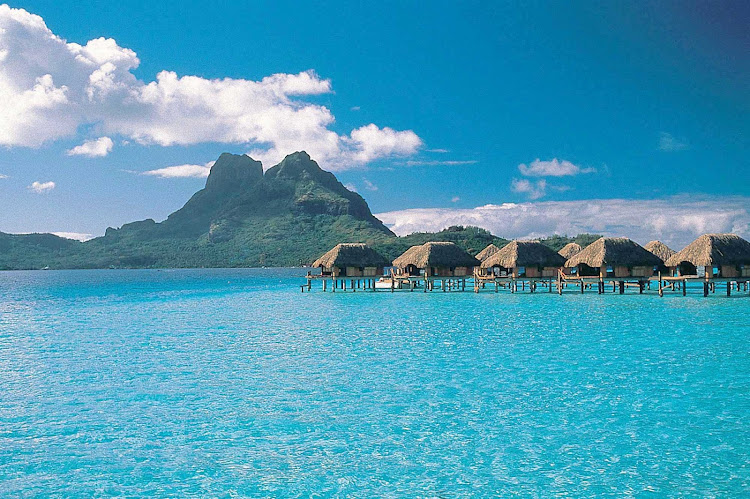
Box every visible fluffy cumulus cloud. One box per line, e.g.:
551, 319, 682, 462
518, 158, 595, 177
511, 178, 547, 200
28, 180, 55, 193
0, 5, 421, 169
66, 136, 113, 157
142, 161, 215, 179
376, 196, 750, 248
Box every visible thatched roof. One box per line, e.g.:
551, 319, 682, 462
393, 242, 480, 268
476, 243, 502, 262
665, 233, 750, 267
644, 240, 676, 263
558, 242, 582, 259
312, 243, 390, 268
565, 237, 662, 268
482, 240, 566, 269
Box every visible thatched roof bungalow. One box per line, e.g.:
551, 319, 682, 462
665, 233, 750, 278
476, 243, 502, 262
565, 237, 662, 278
644, 240, 676, 262
558, 242, 582, 260
644, 240, 676, 273
312, 243, 390, 277
481, 240, 566, 278
393, 242, 480, 277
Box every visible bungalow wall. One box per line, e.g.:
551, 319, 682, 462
525, 266, 540, 278
721, 265, 739, 278
614, 266, 630, 278
345, 266, 364, 277
542, 267, 558, 277
454, 266, 469, 277
428, 266, 470, 277
324, 266, 384, 277
631, 266, 653, 277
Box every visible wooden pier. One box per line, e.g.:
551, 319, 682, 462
304, 269, 750, 297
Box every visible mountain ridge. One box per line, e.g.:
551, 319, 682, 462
0, 152, 596, 269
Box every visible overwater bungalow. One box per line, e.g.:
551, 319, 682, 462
476, 243, 502, 262
558, 242, 582, 260
308, 243, 390, 291
665, 233, 750, 280
644, 240, 676, 263
644, 240, 676, 275
393, 242, 480, 278
481, 240, 565, 278
312, 243, 390, 277
565, 237, 662, 283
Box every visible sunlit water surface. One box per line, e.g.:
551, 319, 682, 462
0, 269, 748, 496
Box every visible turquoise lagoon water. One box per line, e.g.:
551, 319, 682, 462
0, 268, 748, 497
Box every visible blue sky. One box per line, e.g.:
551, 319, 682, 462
0, 1, 748, 245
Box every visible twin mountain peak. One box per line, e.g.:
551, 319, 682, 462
94, 152, 394, 266
1, 152, 508, 269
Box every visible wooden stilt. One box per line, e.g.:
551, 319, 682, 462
727, 282, 731, 297
658, 272, 663, 297
683, 279, 687, 296
619, 281, 625, 294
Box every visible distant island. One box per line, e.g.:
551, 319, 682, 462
0, 152, 599, 270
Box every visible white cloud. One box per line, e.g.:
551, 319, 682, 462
451, 196, 460, 203
0, 173, 8, 179
426, 148, 449, 153
363, 179, 378, 191
51, 231, 94, 241
0, 5, 421, 169
350, 106, 360, 111
28, 180, 55, 193
344, 183, 358, 192
511, 178, 547, 200
376, 196, 750, 248
142, 161, 215, 179
659, 132, 688, 152
66, 136, 113, 157
404, 159, 477, 166
518, 158, 595, 177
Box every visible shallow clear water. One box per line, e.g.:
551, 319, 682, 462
0, 269, 748, 497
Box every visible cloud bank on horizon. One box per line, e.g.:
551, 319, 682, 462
376, 197, 750, 248
0, 4, 421, 169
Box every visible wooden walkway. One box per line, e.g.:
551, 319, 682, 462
304, 269, 750, 297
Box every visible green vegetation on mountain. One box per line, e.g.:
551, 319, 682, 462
0, 152, 599, 269
538, 233, 602, 252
